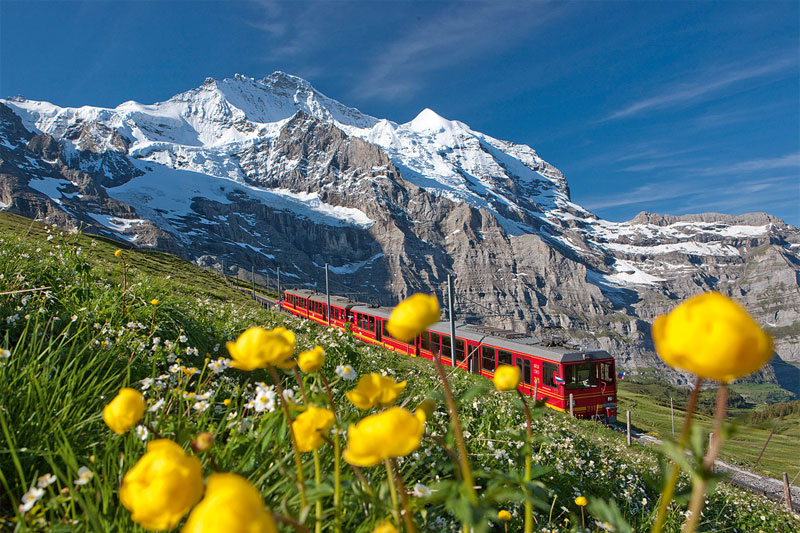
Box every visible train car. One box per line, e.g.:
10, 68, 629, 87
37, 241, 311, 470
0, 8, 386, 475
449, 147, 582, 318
281, 289, 353, 329
280, 289, 617, 423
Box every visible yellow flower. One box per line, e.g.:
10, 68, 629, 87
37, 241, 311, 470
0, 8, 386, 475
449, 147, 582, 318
150, 299, 160, 305
297, 345, 325, 372
182, 473, 276, 533
386, 293, 440, 342
292, 406, 335, 452
652, 292, 773, 382
120, 440, 203, 530
498, 509, 512, 521
346, 373, 407, 410
223, 399, 232, 406
226, 326, 296, 370
372, 522, 398, 533
192, 432, 214, 453
343, 407, 425, 467
493, 365, 520, 391
102, 388, 146, 434
575, 496, 587, 507
114, 249, 123, 258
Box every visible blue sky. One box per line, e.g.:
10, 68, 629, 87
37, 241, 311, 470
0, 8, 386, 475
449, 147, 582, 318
2, 1, 798, 225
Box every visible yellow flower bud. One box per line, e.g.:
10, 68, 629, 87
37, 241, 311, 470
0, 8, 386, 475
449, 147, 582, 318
191, 432, 215, 453
386, 293, 440, 342
297, 345, 325, 372
226, 326, 295, 370
114, 249, 123, 258
372, 522, 398, 533
346, 373, 407, 410
150, 299, 159, 305
493, 365, 521, 392
343, 407, 425, 467
120, 440, 203, 530
102, 388, 145, 434
652, 292, 773, 383
292, 406, 335, 452
575, 496, 587, 507
498, 509, 512, 521
182, 473, 277, 533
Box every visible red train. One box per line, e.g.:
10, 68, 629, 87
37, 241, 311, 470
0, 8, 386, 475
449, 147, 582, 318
281, 289, 618, 423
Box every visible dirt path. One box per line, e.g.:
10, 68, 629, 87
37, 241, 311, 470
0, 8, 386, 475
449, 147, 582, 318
632, 432, 799, 511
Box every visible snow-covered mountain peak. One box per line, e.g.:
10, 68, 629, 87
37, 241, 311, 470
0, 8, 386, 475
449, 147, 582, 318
406, 108, 460, 133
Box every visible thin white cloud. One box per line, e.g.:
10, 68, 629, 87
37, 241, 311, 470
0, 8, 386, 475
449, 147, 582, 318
700, 152, 800, 174
354, 3, 569, 101
582, 183, 694, 211
603, 55, 797, 121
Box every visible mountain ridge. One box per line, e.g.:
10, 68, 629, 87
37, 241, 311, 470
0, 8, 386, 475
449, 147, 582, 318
1, 72, 798, 392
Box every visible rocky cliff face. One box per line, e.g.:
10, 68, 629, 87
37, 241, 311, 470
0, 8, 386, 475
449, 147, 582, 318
1, 73, 798, 393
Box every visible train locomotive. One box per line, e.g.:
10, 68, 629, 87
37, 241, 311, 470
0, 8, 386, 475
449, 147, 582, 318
280, 288, 618, 423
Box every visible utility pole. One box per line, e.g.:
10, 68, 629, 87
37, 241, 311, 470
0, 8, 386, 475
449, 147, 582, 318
251, 265, 255, 299
325, 263, 331, 327
277, 267, 281, 305
448, 274, 456, 366
222, 259, 227, 283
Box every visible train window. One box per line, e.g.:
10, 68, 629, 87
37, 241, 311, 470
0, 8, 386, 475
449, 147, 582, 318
382, 321, 391, 339
600, 362, 614, 382
543, 362, 558, 387
515, 358, 532, 384
564, 363, 598, 389
421, 332, 431, 352
440, 335, 451, 357
498, 350, 513, 367
368, 316, 375, 333
481, 346, 495, 371
454, 338, 464, 363
430, 333, 440, 355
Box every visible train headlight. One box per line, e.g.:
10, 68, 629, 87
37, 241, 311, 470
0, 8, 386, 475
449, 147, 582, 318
607, 396, 613, 402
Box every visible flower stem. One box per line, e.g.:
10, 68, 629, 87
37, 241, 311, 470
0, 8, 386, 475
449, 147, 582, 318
334, 431, 342, 533
391, 458, 416, 533
651, 377, 703, 533
384, 459, 401, 530
269, 366, 308, 509
517, 390, 534, 533
313, 449, 322, 533
683, 383, 728, 533
320, 372, 342, 532
433, 359, 476, 503
121, 259, 127, 319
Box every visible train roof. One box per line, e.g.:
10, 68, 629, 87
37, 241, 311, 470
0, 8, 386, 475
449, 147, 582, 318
284, 290, 613, 363
285, 289, 354, 310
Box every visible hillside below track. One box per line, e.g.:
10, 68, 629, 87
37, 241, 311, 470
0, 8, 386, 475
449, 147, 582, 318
626, 428, 800, 511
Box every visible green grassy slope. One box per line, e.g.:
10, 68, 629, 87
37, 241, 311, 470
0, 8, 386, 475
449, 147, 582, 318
1, 211, 797, 532
618, 385, 800, 480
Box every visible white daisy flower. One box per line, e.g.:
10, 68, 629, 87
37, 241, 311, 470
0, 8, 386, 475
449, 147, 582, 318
253, 391, 276, 413
193, 401, 210, 412
36, 473, 57, 489
20, 487, 44, 512
412, 483, 432, 498
208, 358, 230, 374
147, 399, 165, 412
73, 467, 93, 486
335, 364, 357, 381
135, 425, 149, 441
